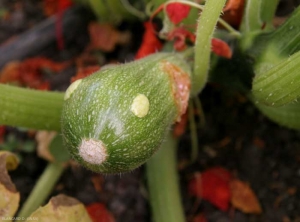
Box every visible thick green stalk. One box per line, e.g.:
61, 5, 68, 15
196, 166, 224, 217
260, 0, 280, 30
146, 133, 185, 222
192, 0, 227, 96
17, 162, 65, 217
240, 0, 262, 33
0, 84, 63, 131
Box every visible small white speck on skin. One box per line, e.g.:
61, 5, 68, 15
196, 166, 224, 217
79, 138, 107, 164
130, 94, 150, 118
64, 79, 82, 100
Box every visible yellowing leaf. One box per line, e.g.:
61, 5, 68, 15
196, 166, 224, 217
36, 131, 57, 162
0, 151, 20, 219
36, 131, 70, 162
29, 194, 92, 222
230, 179, 262, 214
88, 22, 131, 52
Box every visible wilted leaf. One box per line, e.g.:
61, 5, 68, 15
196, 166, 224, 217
0, 57, 69, 90
166, 3, 191, 25
88, 22, 131, 52
86, 203, 115, 222
0, 62, 21, 85
189, 167, 232, 211
166, 27, 196, 51
135, 22, 163, 59
36, 131, 70, 162
29, 194, 92, 222
36, 131, 56, 162
91, 175, 104, 193
222, 0, 245, 28
0, 151, 20, 218
230, 179, 262, 214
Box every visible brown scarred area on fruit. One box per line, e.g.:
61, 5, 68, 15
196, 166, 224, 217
160, 60, 191, 122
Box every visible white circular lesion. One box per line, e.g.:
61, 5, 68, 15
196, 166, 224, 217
64, 79, 82, 100
130, 94, 150, 118
78, 138, 107, 164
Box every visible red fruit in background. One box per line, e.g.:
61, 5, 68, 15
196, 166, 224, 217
193, 213, 208, 222
135, 22, 163, 59
86, 203, 115, 222
211, 38, 232, 59
189, 167, 232, 211
166, 3, 191, 24
0, 126, 6, 143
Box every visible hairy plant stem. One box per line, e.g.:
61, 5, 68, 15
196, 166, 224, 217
0, 84, 63, 131
17, 162, 65, 217
146, 133, 184, 222
240, 0, 262, 34
192, 0, 227, 96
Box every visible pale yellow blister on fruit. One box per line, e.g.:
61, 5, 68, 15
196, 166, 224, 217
130, 94, 150, 118
64, 79, 82, 100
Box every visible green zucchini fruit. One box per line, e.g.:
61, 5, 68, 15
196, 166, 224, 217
61, 53, 191, 173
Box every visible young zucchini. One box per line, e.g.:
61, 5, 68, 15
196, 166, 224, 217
61, 53, 191, 173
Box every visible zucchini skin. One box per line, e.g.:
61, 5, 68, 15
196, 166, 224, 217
61, 53, 191, 173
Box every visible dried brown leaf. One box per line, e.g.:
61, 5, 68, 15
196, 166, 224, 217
230, 179, 262, 214
88, 22, 131, 52
36, 131, 57, 162
0, 151, 20, 218
29, 194, 92, 222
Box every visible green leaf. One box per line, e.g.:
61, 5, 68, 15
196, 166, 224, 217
246, 6, 300, 71
254, 100, 300, 129
252, 50, 300, 107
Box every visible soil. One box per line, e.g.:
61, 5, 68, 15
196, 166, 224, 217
1, 0, 300, 222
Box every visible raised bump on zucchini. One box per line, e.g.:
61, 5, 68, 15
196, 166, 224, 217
61, 53, 191, 173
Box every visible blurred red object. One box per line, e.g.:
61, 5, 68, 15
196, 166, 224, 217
211, 38, 232, 59
0, 126, 6, 143
86, 203, 115, 222
189, 167, 232, 211
166, 3, 191, 24
135, 22, 163, 59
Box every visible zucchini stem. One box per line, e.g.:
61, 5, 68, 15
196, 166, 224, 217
0, 84, 64, 131
146, 133, 185, 222
17, 162, 65, 217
